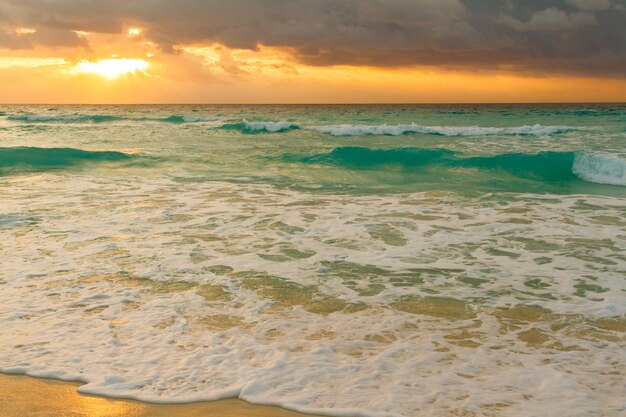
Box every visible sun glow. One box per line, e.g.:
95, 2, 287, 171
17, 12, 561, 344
15, 28, 37, 34
0, 57, 67, 68
73, 58, 149, 78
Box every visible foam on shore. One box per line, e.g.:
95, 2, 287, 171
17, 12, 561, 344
1, 177, 624, 417
0, 373, 322, 417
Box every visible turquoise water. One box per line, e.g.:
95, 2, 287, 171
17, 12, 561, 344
1, 104, 625, 194
0, 104, 625, 417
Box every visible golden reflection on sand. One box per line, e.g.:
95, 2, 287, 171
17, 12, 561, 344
0, 373, 322, 417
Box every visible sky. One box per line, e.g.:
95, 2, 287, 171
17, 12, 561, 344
0, 0, 624, 103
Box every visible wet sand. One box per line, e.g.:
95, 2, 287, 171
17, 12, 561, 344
0, 373, 324, 417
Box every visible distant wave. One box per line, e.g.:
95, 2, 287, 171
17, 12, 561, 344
6, 114, 222, 124
220, 120, 299, 133
161, 115, 223, 123
4, 114, 575, 137
295, 147, 626, 186
217, 121, 573, 137
535, 109, 626, 117
0, 147, 134, 175
306, 123, 573, 137
7, 114, 123, 123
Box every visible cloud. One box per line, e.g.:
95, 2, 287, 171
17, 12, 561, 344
0, 26, 88, 49
0, 0, 624, 77
566, 0, 614, 11
500, 8, 597, 31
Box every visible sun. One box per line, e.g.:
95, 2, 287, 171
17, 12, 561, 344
73, 58, 149, 79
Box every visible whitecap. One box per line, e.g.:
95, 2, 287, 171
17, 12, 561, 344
573, 153, 626, 186
181, 116, 223, 123
243, 120, 299, 132
306, 123, 573, 137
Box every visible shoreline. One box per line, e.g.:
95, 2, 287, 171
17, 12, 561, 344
0, 373, 325, 417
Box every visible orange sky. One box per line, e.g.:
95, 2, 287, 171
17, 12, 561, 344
0, 28, 624, 104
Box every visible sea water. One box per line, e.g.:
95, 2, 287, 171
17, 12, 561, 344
0, 104, 624, 417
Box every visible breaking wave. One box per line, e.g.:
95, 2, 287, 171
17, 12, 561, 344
217, 121, 573, 136
5, 114, 573, 137
0, 147, 134, 175
298, 147, 626, 186
573, 153, 626, 186
160, 115, 223, 123
220, 120, 299, 133
306, 123, 573, 137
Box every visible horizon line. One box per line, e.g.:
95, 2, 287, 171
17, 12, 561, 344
0, 101, 624, 106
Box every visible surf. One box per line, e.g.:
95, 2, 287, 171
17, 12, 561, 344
220, 120, 299, 133
0, 147, 134, 175
294, 147, 626, 186
306, 123, 573, 137
218, 121, 574, 136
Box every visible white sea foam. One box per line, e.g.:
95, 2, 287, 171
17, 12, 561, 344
181, 115, 223, 122
6, 113, 572, 137
243, 120, 298, 132
573, 153, 626, 186
306, 123, 572, 137
1, 175, 624, 417
0, 104, 624, 417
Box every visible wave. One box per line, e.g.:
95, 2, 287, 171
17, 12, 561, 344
536, 109, 626, 117
573, 153, 626, 186
216, 121, 573, 136
306, 123, 573, 137
220, 120, 299, 133
6, 114, 222, 124
0, 147, 134, 175
7, 114, 123, 123
297, 147, 626, 186
160, 115, 223, 123
302, 147, 455, 168
4, 114, 575, 137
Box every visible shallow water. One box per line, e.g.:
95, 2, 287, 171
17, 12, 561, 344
1, 104, 625, 417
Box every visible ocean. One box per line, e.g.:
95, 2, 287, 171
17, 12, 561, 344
0, 104, 624, 417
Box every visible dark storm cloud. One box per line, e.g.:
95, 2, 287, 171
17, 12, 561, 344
0, 27, 88, 50
0, 0, 624, 76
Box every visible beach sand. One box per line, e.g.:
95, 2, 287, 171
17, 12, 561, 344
0, 373, 323, 417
